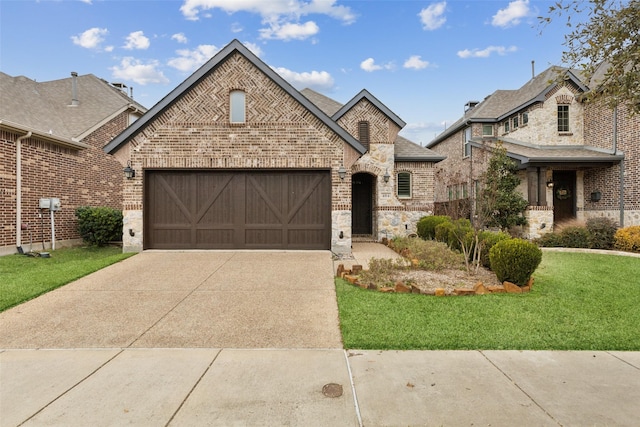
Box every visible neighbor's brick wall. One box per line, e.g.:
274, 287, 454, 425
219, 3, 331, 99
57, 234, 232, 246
504, 84, 584, 146
0, 113, 127, 252
583, 102, 640, 226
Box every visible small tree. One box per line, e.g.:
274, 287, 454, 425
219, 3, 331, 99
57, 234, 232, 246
478, 143, 529, 231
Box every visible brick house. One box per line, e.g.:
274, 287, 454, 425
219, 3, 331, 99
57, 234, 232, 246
104, 39, 444, 255
426, 65, 638, 238
0, 72, 146, 255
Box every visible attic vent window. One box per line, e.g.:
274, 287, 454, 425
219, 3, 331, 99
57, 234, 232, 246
358, 121, 370, 150
230, 90, 246, 124
397, 172, 411, 198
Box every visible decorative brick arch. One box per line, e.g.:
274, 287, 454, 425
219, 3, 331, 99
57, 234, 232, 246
351, 162, 384, 177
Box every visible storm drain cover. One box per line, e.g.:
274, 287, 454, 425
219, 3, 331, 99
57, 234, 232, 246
322, 383, 343, 398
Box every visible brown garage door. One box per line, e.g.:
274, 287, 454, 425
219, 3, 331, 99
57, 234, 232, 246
145, 170, 331, 250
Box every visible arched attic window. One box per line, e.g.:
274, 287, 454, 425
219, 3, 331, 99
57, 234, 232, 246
230, 90, 246, 124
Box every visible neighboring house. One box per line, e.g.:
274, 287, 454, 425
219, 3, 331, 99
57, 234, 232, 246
427, 65, 638, 238
104, 39, 444, 256
0, 71, 146, 255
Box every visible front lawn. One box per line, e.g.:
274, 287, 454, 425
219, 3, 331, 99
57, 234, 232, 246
0, 246, 134, 312
336, 251, 640, 350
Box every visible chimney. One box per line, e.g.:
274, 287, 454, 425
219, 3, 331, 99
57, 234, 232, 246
70, 72, 79, 106
464, 100, 480, 112
531, 60, 535, 79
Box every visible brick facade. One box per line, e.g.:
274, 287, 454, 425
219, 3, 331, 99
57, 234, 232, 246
1, 112, 128, 255
112, 44, 440, 254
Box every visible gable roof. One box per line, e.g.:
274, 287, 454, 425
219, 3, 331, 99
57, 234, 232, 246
301, 89, 443, 162
427, 66, 589, 148
0, 72, 144, 148
104, 39, 366, 155
332, 89, 406, 128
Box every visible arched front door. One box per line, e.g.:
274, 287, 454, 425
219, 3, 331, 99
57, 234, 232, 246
352, 172, 374, 235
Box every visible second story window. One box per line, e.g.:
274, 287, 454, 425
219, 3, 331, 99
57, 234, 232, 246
230, 90, 245, 124
482, 124, 493, 137
522, 111, 529, 125
463, 127, 472, 157
504, 120, 510, 133
557, 105, 570, 132
358, 121, 370, 150
512, 115, 519, 129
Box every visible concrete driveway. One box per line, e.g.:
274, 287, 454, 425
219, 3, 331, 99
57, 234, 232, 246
0, 251, 342, 349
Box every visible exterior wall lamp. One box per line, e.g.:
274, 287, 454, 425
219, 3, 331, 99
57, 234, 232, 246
124, 161, 136, 179
546, 180, 554, 188
383, 169, 390, 183
338, 164, 347, 180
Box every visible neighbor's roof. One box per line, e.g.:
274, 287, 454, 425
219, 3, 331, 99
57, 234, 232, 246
427, 66, 589, 148
301, 88, 444, 162
104, 39, 366, 155
0, 72, 145, 145
470, 137, 623, 168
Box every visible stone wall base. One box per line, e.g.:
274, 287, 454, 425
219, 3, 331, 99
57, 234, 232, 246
524, 208, 554, 240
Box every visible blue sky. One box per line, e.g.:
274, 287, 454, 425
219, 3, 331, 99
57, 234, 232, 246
0, 0, 584, 144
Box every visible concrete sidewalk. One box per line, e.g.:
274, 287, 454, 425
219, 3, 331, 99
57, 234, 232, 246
2, 348, 639, 426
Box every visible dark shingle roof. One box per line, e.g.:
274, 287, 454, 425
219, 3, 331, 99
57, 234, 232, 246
470, 137, 623, 168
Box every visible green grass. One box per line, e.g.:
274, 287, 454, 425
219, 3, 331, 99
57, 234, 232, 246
0, 246, 134, 312
336, 251, 640, 350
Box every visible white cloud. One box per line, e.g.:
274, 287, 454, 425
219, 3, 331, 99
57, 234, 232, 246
71, 27, 108, 49
360, 57, 394, 72
273, 67, 334, 91
457, 45, 518, 58
243, 42, 263, 57
171, 33, 188, 44
259, 21, 319, 41
79, 0, 92, 4
418, 1, 447, 31
492, 0, 530, 28
123, 31, 150, 50
167, 45, 220, 72
110, 57, 169, 85
231, 22, 243, 33
180, 0, 356, 23
404, 55, 430, 70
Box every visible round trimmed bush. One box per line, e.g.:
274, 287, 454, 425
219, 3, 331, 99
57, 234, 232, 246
489, 238, 542, 286
614, 225, 640, 253
477, 230, 511, 269
417, 215, 451, 240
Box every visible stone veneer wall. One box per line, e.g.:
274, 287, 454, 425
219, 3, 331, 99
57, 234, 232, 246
524, 206, 554, 239
118, 53, 351, 254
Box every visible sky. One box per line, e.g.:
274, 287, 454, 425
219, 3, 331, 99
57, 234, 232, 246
0, 0, 586, 144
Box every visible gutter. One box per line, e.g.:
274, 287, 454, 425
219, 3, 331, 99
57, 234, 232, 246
0, 120, 90, 150
15, 131, 32, 251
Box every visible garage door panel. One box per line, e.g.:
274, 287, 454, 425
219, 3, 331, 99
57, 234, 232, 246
146, 170, 329, 249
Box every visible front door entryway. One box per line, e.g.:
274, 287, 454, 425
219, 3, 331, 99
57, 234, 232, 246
352, 173, 374, 235
553, 170, 576, 223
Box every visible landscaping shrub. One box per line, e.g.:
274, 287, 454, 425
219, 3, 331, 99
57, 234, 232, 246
476, 230, 511, 269
75, 206, 123, 246
535, 232, 563, 247
434, 221, 455, 246
416, 215, 451, 240
489, 238, 542, 286
586, 217, 618, 249
358, 258, 408, 289
559, 225, 592, 248
614, 225, 640, 253
390, 237, 463, 271
434, 218, 472, 252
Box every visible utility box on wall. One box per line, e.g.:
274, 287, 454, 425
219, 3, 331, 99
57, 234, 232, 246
39, 198, 61, 211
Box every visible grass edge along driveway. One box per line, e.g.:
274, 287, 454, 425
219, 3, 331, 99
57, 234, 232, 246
336, 251, 640, 351
0, 246, 134, 312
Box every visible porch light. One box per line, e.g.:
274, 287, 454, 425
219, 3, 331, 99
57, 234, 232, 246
383, 169, 390, 183
546, 180, 554, 188
338, 164, 347, 180
124, 161, 136, 179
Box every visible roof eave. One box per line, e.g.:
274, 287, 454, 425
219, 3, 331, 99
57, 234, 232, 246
332, 89, 406, 129
0, 120, 90, 150
395, 155, 446, 163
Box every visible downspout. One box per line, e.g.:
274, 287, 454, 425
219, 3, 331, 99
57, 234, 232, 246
613, 106, 625, 227
16, 131, 32, 251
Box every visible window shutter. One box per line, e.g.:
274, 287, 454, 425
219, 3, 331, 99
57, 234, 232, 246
397, 172, 411, 198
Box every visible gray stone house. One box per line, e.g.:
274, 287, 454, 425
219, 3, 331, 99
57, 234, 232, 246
427, 65, 638, 238
0, 72, 146, 255
104, 39, 444, 255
